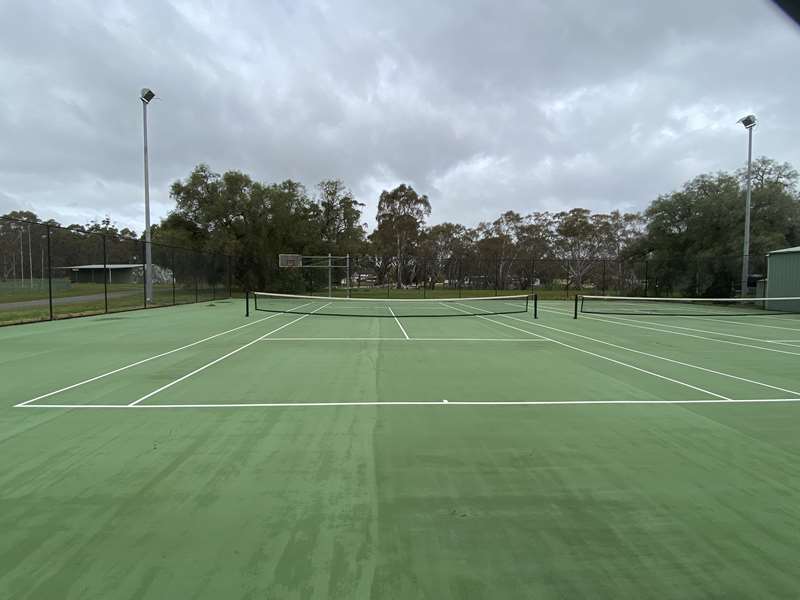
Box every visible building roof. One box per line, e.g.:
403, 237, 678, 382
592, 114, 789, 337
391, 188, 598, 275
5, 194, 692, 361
769, 246, 800, 255
56, 264, 143, 270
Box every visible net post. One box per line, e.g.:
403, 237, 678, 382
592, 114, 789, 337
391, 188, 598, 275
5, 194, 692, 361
245, 290, 250, 317
533, 293, 538, 319
573, 294, 579, 319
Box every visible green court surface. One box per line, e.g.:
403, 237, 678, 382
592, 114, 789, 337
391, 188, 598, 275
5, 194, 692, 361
2, 298, 800, 599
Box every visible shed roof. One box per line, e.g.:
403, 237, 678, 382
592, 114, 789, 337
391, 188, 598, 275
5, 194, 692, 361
769, 246, 800, 255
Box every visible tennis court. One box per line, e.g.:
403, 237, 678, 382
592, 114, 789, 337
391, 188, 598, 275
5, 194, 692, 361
2, 295, 800, 598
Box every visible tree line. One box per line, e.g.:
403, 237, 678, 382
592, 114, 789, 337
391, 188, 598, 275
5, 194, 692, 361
153, 157, 799, 295
3, 156, 798, 296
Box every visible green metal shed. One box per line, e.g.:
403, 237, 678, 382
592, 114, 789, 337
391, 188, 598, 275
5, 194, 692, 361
766, 246, 800, 312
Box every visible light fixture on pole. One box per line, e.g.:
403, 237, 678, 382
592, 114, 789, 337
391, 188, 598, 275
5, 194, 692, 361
140, 87, 156, 305
737, 114, 756, 297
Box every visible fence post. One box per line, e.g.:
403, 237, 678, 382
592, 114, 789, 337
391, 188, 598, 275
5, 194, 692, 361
458, 257, 463, 298
346, 254, 351, 298
422, 257, 427, 299
602, 259, 606, 295
102, 234, 108, 313
142, 240, 148, 308
530, 256, 535, 295
644, 260, 649, 297
227, 255, 232, 298
327, 253, 332, 298
172, 249, 176, 305
195, 275, 199, 303
46, 225, 53, 321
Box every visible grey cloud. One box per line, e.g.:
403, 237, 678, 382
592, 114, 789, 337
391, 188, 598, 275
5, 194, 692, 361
1, 0, 798, 233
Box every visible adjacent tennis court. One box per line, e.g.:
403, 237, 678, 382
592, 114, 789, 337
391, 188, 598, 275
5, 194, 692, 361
2, 295, 800, 598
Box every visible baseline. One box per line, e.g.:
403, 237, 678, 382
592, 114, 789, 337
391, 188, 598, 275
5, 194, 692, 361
16, 398, 800, 409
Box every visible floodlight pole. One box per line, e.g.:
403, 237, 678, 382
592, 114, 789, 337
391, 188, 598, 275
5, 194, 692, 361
141, 88, 155, 305
739, 116, 755, 297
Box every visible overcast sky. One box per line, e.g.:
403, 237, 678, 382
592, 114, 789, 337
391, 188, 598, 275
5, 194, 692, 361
1, 0, 799, 234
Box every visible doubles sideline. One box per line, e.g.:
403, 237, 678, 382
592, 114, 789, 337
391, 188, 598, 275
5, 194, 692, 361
544, 305, 800, 356
452, 302, 800, 399
446, 303, 730, 401
15, 302, 314, 407
127, 303, 332, 406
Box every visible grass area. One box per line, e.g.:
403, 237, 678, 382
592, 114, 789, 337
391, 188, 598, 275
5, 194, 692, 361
2, 300, 799, 597
0, 284, 227, 326
0, 279, 91, 302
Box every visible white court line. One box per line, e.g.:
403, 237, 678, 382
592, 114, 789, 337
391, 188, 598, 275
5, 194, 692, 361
449, 303, 730, 400
261, 337, 549, 342
554, 306, 800, 354
573, 309, 800, 349
16, 398, 800, 409
387, 306, 410, 339
537, 301, 800, 335
543, 306, 800, 357
127, 303, 331, 406
655, 313, 800, 334
500, 312, 800, 398
14, 305, 313, 407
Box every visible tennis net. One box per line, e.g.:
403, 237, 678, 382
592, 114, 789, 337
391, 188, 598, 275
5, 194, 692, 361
249, 292, 534, 318
579, 295, 800, 317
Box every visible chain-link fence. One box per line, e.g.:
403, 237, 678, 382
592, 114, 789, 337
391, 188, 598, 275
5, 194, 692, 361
0, 216, 232, 326
1, 212, 772, 326
257, 253, 770, 300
